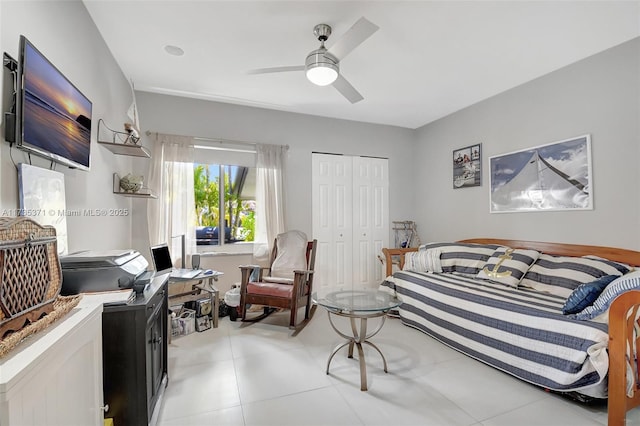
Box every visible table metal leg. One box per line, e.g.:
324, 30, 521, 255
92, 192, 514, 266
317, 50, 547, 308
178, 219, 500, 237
325, 310, 389, 391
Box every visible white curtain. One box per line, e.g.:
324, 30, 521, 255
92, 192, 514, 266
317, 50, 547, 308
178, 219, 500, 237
147, 133, 196, 267
253, 144, 288, 262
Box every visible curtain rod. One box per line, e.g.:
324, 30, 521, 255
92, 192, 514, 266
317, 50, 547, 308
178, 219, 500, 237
145, 131, 289, 150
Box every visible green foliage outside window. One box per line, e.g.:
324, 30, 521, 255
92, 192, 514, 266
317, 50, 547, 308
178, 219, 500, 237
194, 164, 255, 242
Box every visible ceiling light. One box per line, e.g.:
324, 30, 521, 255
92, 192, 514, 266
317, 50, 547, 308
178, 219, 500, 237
164, 45, 184, 56
305, 48, 338, 86
306, 64, 338, 86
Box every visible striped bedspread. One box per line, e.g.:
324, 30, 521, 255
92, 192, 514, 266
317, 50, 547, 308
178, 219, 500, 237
385, 271, 610, 398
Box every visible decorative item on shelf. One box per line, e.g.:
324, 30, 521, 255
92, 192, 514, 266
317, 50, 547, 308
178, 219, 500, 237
112, 173, 157, 198
123, 122, 140, 145
119, 174, 144, 193
97, 119, 150, 157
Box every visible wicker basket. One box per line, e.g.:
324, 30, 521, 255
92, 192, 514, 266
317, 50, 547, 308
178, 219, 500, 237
0, 217, 61, 338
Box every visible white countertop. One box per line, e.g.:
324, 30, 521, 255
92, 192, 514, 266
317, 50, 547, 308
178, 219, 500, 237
0, 290, 131, 394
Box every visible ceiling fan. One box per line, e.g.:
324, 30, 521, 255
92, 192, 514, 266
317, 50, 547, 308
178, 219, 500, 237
248, 17, 379, 104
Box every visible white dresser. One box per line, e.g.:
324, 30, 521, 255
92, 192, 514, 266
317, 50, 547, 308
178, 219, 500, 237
0, 298, 105, 426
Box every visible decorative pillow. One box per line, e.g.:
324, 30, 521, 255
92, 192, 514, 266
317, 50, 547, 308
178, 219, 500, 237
268, 230, 308, 280
573, 270, 640, 320
561, 275, 618, 315
582, 255, 634, 274
520, 254, 630, 298
476, 247, 540, 288
403, 249, 442, 273
418, 242, 500, 276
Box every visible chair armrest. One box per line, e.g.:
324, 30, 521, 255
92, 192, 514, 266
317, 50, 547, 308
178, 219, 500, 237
293, 269, 314, 275
239, 264, 260, 270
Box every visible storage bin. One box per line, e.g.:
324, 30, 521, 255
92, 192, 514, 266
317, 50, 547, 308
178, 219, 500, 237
171, 308, 195, 336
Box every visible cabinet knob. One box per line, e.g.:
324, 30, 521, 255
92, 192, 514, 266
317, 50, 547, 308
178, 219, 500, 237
101, 404, 109, 412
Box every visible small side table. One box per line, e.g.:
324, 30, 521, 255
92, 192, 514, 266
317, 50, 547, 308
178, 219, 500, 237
313, 289, 402, 391
168, 271, 223, 328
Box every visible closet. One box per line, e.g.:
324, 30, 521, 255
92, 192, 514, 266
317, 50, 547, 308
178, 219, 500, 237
312, 153, 389, 289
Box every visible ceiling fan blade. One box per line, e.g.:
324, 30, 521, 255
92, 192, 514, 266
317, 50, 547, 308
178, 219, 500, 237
332, 74, 364, 104
327, 17, 379, 61
247, 65, 305, 75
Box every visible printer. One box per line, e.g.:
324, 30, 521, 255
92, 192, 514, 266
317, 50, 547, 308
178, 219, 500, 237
60, 249, 150, 295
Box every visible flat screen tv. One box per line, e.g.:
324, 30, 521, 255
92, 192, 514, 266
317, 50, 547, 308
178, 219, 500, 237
16, 35, 92, 170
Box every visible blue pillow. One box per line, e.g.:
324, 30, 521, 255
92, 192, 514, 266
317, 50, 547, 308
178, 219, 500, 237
573, 270, 640, 320
562, 275, 618, 315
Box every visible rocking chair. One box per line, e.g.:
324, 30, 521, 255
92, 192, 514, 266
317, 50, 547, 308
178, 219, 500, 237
239, 230, 317, 329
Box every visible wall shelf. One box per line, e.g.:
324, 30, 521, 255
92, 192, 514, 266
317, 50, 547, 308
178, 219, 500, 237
98, 140, 151, 158
97, 118, 150, 157
113, 173, 156, 198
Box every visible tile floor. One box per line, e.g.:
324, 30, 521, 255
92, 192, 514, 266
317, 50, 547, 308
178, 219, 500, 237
158, 308, 640, 426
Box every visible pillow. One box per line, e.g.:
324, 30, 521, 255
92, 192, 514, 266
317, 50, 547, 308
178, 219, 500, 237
268, 230, 308, 280
573, 270, 640, 320
476, 247, 540, 288
582, 255, 634, 274
561, 274, 618, 315
418, 242, 500, 276
403, 249, 442, 273
520, 254, 630, 298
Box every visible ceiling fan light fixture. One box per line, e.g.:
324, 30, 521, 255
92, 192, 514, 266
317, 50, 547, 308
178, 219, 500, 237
306, 63, 338, 86
305, 48, 339, 86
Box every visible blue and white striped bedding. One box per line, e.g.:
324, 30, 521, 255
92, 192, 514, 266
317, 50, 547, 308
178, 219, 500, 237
385, 270, 610, 398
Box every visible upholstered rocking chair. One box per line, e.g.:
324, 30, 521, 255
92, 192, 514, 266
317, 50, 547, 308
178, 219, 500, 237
238, 230, 317, 329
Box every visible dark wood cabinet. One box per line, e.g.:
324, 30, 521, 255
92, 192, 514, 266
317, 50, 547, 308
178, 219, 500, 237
102, 276, 168, 426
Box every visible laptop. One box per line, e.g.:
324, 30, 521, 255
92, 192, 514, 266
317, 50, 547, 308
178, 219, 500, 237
150, 243, 202, 279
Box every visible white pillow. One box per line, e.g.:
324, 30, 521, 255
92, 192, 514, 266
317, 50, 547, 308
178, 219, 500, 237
403, 249, 442, 273
476, 247, 540, 288
268, 230, 308, 281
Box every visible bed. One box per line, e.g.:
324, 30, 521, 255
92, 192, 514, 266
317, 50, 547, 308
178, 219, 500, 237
381, 239, 640, 426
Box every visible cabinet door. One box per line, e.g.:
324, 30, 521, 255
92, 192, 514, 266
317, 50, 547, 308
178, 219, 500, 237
0, 307, 103, 426
146, 303, 165, 413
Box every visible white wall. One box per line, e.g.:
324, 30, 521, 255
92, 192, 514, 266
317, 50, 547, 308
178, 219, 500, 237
413, 38, 640, 250
1, 1, 137, 252
132, 93, 417, 282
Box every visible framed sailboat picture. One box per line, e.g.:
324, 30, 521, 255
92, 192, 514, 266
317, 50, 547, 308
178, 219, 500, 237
453, 143, 481, 189
489, 135, 593, 213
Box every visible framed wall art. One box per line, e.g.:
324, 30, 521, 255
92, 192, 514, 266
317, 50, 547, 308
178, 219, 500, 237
489, 134, 592, 213
453, 143, 481, 188
18, 163, 68, 254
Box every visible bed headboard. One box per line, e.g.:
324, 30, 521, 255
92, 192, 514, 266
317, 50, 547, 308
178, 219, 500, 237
459, 238, 640, 267
381, 239, 640, 277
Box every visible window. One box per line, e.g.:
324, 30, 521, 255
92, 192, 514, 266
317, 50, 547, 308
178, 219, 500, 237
193, 146, 256, 251
194, 159, 257, 250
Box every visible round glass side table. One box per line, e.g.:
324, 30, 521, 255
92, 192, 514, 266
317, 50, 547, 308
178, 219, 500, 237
312, 288, 402, 391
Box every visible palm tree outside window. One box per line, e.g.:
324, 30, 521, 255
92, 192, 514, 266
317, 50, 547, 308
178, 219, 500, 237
193, 164, 256, 246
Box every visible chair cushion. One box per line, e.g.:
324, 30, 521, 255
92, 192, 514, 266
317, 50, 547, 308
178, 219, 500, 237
270, 230, 308, 279
247, 281, 308, 298
263, 276, 295, 285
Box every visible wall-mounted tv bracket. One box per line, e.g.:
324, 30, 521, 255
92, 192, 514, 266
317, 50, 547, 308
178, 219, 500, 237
3, 52, 18, 143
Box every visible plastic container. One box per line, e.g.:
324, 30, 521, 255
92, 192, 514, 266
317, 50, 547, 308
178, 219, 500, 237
224, 287, 241, 321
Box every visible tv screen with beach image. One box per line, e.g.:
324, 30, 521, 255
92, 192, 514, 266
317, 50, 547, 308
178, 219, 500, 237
21, 37, 92, 169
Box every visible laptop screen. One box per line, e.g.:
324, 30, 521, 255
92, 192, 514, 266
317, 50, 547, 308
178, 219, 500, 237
150, 244, 173, 272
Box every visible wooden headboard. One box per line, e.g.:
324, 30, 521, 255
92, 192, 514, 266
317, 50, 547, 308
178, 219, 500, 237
382, 239, 640, 277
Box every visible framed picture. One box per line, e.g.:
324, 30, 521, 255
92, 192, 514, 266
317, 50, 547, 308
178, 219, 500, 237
489, 135, 592, 213
18, 163, 68, 254
453, 143, 481, 188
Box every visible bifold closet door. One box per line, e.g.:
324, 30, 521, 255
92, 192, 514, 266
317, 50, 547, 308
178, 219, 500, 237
352, 156, 388, 286
312, 154, 353, 290
312, 153, 388, 290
